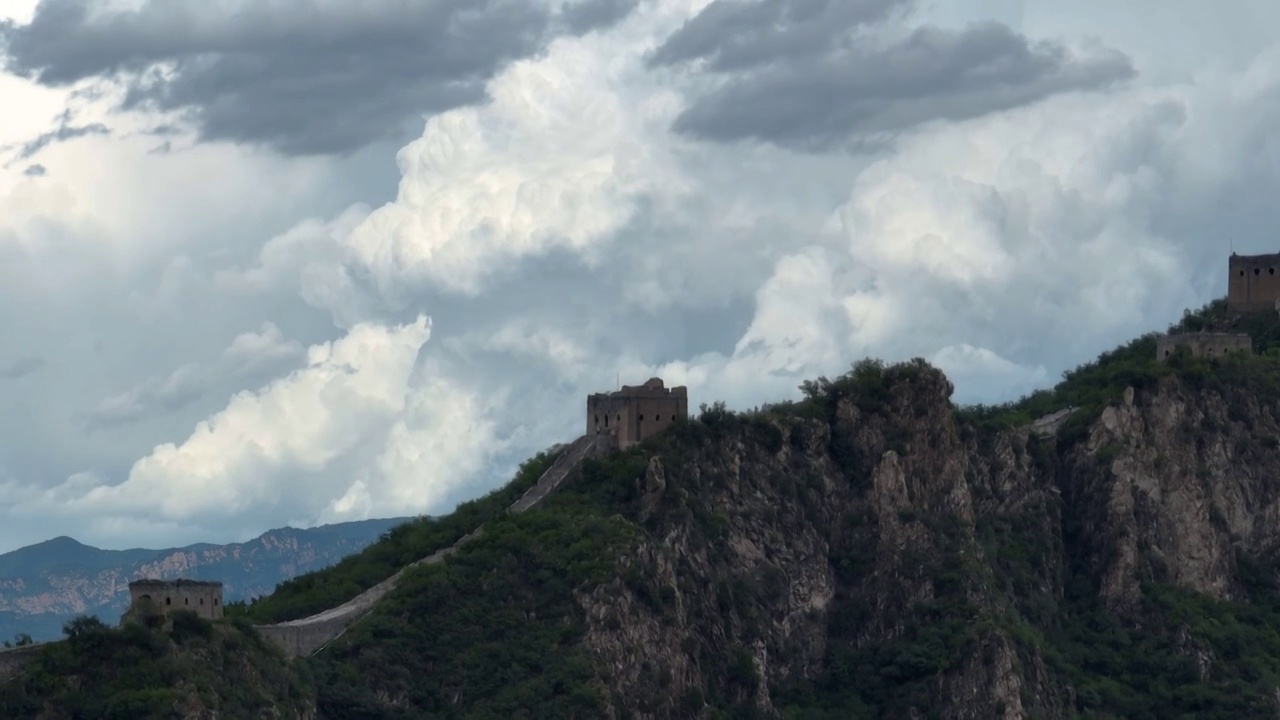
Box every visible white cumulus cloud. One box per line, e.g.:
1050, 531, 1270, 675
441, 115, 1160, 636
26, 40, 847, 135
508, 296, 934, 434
46, 315, 431, 527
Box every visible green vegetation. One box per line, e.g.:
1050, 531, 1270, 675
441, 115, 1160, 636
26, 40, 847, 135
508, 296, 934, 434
14, 298, 1280, 717
761, 313, 1280, 719
776, 512, 985, 719
229, 450, 558, 623
0, 613, 312, 719
953, 299, 1280, 440
953, 331, 1168, 438
307, 450, 646, 719
2, 632, 33, 648
1031, 581, 1280, 720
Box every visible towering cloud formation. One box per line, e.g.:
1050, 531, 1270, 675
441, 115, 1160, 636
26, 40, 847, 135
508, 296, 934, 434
2, 0, 1280, 551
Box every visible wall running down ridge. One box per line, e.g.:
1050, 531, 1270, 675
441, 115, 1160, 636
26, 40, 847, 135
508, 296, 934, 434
254, 433, 608, 658
0, 434, 609, 680
0, 644, 44, 682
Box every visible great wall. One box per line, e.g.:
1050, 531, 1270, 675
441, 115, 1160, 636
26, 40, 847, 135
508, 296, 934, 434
0, 432, 613, 679
255, 432, 610, 658
5, 248, 1280, 681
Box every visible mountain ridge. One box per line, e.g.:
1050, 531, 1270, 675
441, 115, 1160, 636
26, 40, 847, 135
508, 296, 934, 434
9, 299, 1280, 717
0, 516, 412, 643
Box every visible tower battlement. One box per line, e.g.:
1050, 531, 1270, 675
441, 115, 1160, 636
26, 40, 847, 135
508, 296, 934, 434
587, 377, 688, 450
121, 578, 224, 625
1228, 252, 1280, 313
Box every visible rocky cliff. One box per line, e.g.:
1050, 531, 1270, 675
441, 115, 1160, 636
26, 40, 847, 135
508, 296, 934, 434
9, 303, 1280, 719
569, 361, 1064, 718
297, 322, 1280, 718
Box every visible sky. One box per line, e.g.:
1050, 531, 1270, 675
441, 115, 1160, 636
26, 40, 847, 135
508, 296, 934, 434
0, 0, 1278, 553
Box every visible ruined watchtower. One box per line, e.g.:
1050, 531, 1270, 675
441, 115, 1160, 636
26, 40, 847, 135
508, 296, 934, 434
1228, 252, 1280, 312
1156, 332, 1252, 362
121, 579, 224, 625
588, 377, 688, 450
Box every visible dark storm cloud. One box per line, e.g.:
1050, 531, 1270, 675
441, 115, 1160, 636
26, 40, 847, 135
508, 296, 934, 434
9, 110, 109, 162
649, 0, 909, 71
651, 0, 1135, 149
561, 0, 642, 35
0, 357, 44, 380
0, 0, 636, 157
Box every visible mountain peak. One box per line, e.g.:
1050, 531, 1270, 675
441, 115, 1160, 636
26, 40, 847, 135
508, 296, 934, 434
37, 536, 86, 549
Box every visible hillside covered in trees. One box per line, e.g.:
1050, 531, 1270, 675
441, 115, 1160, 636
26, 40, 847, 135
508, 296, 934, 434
8, 300, 1280, 718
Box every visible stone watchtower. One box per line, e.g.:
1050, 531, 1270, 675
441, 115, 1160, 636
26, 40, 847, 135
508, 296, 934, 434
121, 579, 224, 626
587, 377, 688, 450
1228, 252, 1280, 313
1156, 332, 1252, 362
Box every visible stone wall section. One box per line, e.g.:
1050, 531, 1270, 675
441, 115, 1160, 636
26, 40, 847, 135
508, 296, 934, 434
126, 579, 224, 622
1029, 407, 1076, 437
0, 644, 46, 683
0, 434, 609, 673
508, 434, 607, 513
1156, 332, 1252, 361
256, 434, 607, 657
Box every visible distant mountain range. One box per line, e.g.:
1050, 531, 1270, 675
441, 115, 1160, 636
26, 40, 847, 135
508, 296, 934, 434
0, 517, 412, 642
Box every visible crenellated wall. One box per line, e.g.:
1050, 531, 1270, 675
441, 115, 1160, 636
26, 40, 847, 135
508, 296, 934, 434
1156, 332, 1252, 362
587, 377, 688, 450
1228, 253, 1280, 312
124, 579, 224, 623
0, 643, 48, 681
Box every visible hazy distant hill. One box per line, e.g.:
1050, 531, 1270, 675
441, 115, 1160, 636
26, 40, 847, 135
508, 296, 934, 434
0, 517, 411, 642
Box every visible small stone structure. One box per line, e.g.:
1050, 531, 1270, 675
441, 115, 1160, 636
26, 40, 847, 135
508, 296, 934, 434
122, 579, 224, 624
4, 413, 648, 672
1228, 252, 1280, 312
587, 377, 688, 450
1156, 332, 1252, 362
1030, 407, 1076, 437
0, 434, 614, 671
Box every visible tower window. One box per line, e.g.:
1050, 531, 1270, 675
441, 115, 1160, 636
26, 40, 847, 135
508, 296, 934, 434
1255, 268, 1262, 275
165, 597, 171, 606
185, 598, 189, 605
1241, 270, 1246, 276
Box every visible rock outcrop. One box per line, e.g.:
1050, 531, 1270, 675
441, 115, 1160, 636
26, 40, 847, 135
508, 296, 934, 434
564, 362, 1280, 718
1065, 377, 1280, 614
12, 350, 1280, 718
